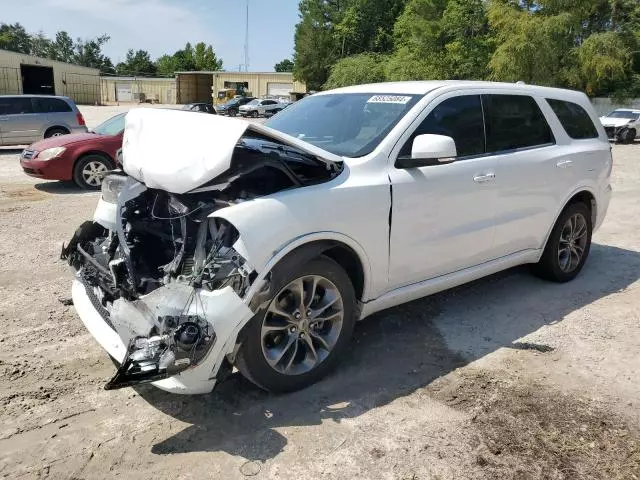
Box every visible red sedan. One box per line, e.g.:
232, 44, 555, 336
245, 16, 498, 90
20, 113, 124, 189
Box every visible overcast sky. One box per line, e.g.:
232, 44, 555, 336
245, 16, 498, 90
2, 0, 300, 71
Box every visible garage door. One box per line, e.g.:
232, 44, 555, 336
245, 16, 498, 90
267, 82, 293, 98
116, 83, 133, 102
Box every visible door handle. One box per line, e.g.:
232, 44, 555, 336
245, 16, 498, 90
556, 160, 573, 168
473, 172, 496, 183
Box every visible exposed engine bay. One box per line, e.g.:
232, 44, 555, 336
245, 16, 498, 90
61, 133, 343, 390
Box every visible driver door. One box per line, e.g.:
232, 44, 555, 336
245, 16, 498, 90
388, 93, 498, 288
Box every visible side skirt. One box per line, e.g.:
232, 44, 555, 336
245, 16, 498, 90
359, 249, 541, 320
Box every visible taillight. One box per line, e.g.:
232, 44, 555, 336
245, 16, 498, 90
76, 112, 86, 126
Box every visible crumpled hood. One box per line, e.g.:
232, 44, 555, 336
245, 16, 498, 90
599, 117, 632, 127
122, 108, 343, 194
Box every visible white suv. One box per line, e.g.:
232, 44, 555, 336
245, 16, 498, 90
63, 81, 612, 395
599, 108, 640, 143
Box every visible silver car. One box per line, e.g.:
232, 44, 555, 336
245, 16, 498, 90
0, 95, 88, 146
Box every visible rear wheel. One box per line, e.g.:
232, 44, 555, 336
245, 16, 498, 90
73, 154, 113, 190
531, 202, 592, 282
45, 127, 68, 138
236, 256, 356, 392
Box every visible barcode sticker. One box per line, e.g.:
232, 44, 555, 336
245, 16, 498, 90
367, 95, 412, 104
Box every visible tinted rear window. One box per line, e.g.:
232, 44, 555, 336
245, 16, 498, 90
34, 97, 73, 113
0, 97, 34, 115
547, 99, 598, 139
483, 95, 554, 152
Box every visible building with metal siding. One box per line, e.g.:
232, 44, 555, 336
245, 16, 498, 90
0, 49, 100, 104
100, 77, 176, 104
175, 71, 306, 104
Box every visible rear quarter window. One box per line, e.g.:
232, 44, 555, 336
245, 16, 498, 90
546, 99, 599, 139
34, 97, 73, 113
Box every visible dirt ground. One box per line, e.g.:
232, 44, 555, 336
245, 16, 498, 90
0, 106, 638, 480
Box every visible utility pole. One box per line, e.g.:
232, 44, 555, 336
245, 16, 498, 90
243, 0, 250, 72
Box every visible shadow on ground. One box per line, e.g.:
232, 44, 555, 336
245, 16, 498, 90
136, 243, 639, 462
34, 181, 92, 195
0, 148, 24, 156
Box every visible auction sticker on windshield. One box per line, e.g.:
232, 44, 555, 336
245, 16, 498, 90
367, 95, 412, 104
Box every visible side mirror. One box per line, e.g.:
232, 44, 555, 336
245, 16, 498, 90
396, 134, 457, 169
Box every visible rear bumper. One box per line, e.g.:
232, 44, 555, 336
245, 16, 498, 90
595, 183, 612, 232
70, 126, 89, 134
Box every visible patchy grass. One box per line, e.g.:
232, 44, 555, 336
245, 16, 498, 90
430, 371, 640, 480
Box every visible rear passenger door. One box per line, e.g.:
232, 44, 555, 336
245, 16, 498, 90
483, 94, 562, 256
33, 97, 74, 134
0, 97, 40, 145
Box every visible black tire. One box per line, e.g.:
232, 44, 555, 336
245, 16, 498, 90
531, 202, 592, 282
229, 110, 237, 117
251, 110, 259, 118
45, 127, 69, 138
73, 154, 114, 190
236, 256, 356, 393
624, 128, 636, 144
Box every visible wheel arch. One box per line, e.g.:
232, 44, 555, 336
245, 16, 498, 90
44, 125, 70, 137
541, 187, 597, 254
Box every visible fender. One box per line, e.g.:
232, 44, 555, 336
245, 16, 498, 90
222, 228, 373, 307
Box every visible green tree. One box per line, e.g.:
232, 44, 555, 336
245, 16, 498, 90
155, 54, 177, 76
116, 49, 157, 76
386, 0, 448, 80
487, 1, 575, 85
194, 42, 223, 71
51, 31, 75, 63
0, 23, 31, 53
30, 31, 52, 58
324, 53, 387, 89
293, 0, 405, 89
73, 35, 115, 73
576, 31, 632, 96
274, 58, 294, 72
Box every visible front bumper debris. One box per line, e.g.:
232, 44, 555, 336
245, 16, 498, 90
71, 278, 253, 394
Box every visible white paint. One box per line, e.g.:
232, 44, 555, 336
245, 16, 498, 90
76, 80, 613, 394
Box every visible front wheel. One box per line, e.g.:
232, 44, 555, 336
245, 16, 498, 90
251, 110, 259, 118
531, 202, 592, 282
236, 256, 356, 392
73, 154, 113, 190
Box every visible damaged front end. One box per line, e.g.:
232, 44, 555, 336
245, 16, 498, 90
61, 120, 343, 393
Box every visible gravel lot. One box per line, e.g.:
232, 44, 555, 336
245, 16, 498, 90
0, 106, 638, 479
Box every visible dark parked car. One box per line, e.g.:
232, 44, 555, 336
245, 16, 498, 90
182, 103, 216, 114
0, 95, 87, 146
215, 97, 256, 116
20, 112, 124, 189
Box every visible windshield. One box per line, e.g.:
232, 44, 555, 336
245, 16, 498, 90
246, 99, 260, 106
266, 93, 420, 157
93, 113, 126, 135
607, 110, 640, 120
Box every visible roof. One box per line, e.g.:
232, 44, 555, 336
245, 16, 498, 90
100, 76, 175, 82
320, 81, 588, 98
610, 108, 640, 112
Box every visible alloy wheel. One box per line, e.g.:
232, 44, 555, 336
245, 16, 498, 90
558, 213, 588, 273
261, 275, 344, 376
81, 161, 108, 187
